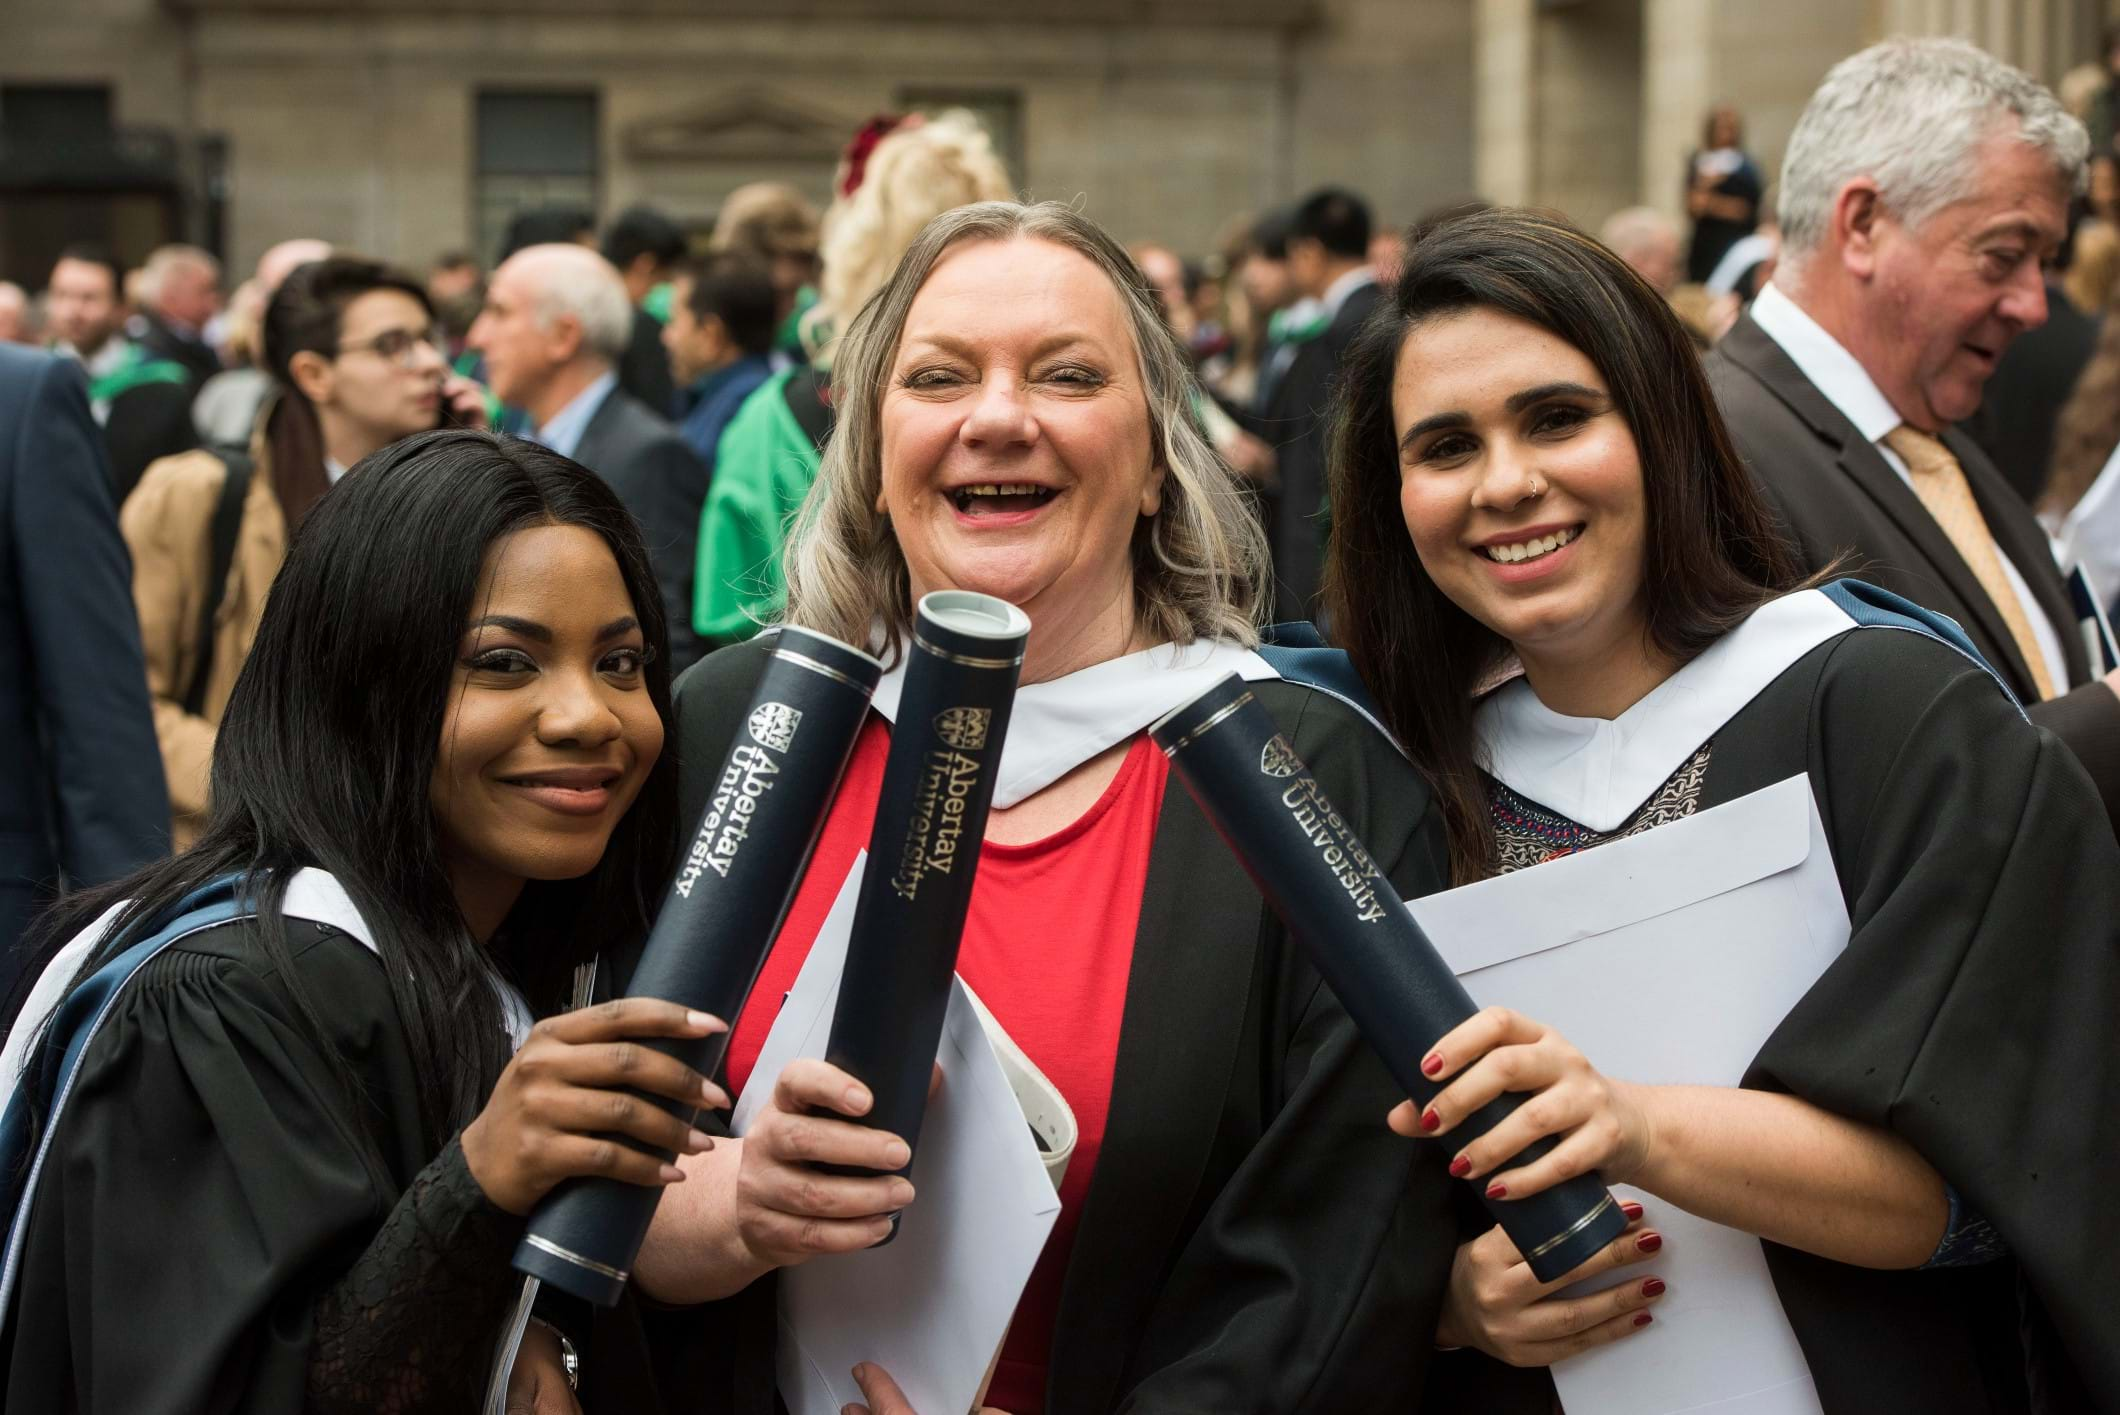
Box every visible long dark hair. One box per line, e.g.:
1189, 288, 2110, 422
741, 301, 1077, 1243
260, 256, 434, 530
15, 431, 678, 1150
1324, 208, 1800, 885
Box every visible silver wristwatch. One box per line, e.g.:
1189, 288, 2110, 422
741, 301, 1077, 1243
528, 1316, 580, 1393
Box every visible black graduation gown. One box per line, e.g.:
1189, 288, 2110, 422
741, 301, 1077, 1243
650, 637, 1461, 1413
0, 915, 695, 1415
1433, 626, 2120, 1413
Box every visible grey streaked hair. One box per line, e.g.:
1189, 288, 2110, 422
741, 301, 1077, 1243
513, 243, 633, 362
779, 200, 1269, 660
1778, 38, 2088, 269
136, 244, 222, 302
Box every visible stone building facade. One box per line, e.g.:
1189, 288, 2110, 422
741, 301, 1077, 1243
0, 0, 2111, 285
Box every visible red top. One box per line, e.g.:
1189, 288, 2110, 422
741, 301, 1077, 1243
725, 719, 1168, 1414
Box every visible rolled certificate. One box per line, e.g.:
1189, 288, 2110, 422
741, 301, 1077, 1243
1151, 673, 1627, 1282
515, 625, 884, 1306
821, 591, 1029, 1221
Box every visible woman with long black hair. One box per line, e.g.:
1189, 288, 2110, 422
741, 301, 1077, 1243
1, 430, 724, 1413
1326, 209, 2120, 1409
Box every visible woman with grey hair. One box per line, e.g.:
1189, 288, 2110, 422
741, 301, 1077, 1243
634, 200, 1461, 1412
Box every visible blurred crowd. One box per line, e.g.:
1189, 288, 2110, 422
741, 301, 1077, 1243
12, 34, 2120, 971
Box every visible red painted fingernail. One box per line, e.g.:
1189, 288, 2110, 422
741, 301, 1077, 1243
1485, 1182, 1508, 1200
1420, 1108, 1440, 1132
1448, 1155, 1472, 1178
1421, 1052, 1444, 1076
1620, 1200, 1644, 1220
1642, 1278, 1666, 1298
1633, 1312, 1654, 1328
1637, 1231, 1663, 1253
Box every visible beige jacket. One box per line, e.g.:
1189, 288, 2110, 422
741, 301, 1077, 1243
120, 424, 287, 849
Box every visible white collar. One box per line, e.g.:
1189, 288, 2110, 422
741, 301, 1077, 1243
0, 869, 529, 1093
323, 456, 349, 485
1476, 589, 1859, 831
1749, 282, 1904, 444
868, 637, 1283, 808
1322, 265, 1378, 319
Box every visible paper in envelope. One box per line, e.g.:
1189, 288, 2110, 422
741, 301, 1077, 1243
1410, 775, 1850, 1415
730, 854, 1066, 1415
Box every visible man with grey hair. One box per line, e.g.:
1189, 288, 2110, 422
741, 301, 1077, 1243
130, 244, 223, 389
471, 241, 709, 670
1711, 37, 2120, 831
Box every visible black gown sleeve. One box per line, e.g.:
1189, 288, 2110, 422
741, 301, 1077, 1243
1749, 631, 2120, 1407
2, 928, 471, 1415
303, 1134, 524, 1413
1109, 698, 1460, 1411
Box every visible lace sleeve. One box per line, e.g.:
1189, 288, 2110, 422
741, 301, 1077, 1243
304, 1133, 524, 1414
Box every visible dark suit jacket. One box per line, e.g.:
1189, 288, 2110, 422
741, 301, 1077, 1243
1959, 281, 2099, 506
134, 310, 222, 392
0, 347, 169, 969
1254, 278, 1385, 620
573, 384, 712, 674
1709, 311, 2120, 821
634, 636, 1458, 1413
618, 307, 677, 422
102, 380, 199, 506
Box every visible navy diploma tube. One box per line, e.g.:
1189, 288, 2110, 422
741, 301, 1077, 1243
516, 626, 884, 1306
1151, 673, 1626, 1282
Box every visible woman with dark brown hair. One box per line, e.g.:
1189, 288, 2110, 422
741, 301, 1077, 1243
1327, 208, 2120, 1410
121, 257, 487, 847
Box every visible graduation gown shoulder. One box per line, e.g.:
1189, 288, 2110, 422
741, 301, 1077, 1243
1710, 622, 2120, 1413
0, 916, 434, 1415
1443, 620, 2120, 1414
666, 638, 1462, 1414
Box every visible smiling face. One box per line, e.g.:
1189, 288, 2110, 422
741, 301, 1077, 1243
1392, 307, 1652, 677
878, 236, 1165, 660
1847, 129, 2067, 429
429, 523, 664, 927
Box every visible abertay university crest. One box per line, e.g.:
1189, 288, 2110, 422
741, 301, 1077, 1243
1259, 734, 1300, 778
933, 706, 991, 752
747, 702, 802, 753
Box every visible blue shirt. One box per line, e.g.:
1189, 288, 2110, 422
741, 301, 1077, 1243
677, 355, 775, 473
531, 370, 617, 461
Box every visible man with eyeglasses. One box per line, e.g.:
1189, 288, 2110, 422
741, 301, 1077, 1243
122, 256, 488, 847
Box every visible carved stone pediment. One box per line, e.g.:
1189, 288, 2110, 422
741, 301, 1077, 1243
622, 90, 859, 166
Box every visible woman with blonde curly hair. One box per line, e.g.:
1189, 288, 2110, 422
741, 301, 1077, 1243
693, 111, 1013, 648
642, 199, 1460, 1414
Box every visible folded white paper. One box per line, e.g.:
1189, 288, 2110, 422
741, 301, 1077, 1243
1411, 775, 1849, 1415
731, 854, 1063, 1415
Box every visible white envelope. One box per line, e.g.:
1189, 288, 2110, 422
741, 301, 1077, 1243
730, 854, 1063, 1415
1409, 775, 1850, 1415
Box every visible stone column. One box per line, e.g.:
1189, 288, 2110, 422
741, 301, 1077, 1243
1641, 0, 1717, 222
1475, 0, 1539, 206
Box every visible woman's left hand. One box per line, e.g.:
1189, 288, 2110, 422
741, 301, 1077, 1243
1388, 1006, 1655, 1200
505, 1321, 582, 1415
443, 373, 490, 430
843, 1362, 1010, 1415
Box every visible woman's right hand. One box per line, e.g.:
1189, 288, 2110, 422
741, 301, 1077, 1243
461, 999, 731, 1216
735, 1058, 921, 1271
1437, 1201, 1667, 1367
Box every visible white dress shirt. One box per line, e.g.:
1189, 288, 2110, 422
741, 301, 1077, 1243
1749, 281, 2069, 691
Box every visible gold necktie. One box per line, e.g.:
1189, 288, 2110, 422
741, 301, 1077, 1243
1882, 424, 2055, 701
